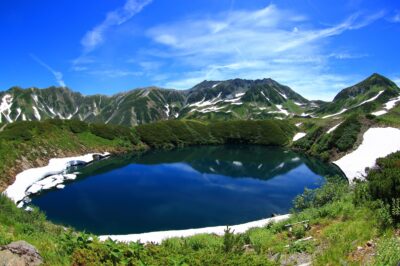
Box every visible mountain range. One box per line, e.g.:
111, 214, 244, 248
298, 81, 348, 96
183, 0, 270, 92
0, 73, 399, 126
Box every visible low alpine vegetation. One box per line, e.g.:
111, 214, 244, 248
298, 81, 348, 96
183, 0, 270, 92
136, 119, 296, 149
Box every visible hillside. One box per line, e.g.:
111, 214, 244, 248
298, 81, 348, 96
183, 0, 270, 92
315, 73, 400, 118
0, 120, 141, 191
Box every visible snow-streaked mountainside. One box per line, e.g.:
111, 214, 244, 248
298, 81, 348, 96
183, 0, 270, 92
0, 86, 186, 126
316, 73, 400, 118
0, 78, 314, 126
0, 74, 399, 126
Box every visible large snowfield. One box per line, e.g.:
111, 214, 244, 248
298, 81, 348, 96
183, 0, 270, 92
334, 127, 400, 183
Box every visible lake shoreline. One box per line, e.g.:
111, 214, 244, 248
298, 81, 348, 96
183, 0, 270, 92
6, 132, 400, 243
99, 214, 291, 244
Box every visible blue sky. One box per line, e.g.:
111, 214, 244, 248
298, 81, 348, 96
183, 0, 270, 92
1, 0, 399, 100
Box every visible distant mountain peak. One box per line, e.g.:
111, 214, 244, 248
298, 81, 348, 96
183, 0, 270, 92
333, 73, 398, 102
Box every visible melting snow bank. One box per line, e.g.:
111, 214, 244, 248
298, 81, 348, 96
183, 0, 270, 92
371, 95, 400, 116
293, 132, 306, 141
3, 152, 110, 206
100, 214, 291, 244
334, 127, 400, 183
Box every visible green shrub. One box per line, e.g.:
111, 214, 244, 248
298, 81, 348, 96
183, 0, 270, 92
223, 227, 244, 254
90, 123, 117, 140
293, 176, 348, 212
291, 224, 306, 240
0, 121, 34, 141
330, 114, 361, 152
367, 151, 400, 224
67, 119, 88, 133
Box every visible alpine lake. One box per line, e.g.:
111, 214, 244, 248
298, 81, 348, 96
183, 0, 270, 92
30, 145, 343, 235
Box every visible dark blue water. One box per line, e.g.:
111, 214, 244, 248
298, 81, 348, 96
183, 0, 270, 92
31, 145, 342, 235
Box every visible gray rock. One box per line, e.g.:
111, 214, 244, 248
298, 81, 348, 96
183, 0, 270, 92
0, 241, 43, 266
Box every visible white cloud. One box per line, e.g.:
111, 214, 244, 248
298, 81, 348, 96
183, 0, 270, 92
146, 5, 383, 100
81, 0, 152, 53
30, 54, 66, 87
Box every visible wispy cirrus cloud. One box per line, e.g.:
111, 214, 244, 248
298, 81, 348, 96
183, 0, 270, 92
72, 0, 152, 76
145, 4, 384, 100
30, 54, 66, 87
81, 0, 152, 53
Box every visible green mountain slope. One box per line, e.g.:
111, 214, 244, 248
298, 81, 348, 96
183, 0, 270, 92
315, 73, 400, 118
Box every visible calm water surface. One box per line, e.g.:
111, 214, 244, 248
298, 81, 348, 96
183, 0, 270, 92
31, 145, 342, 235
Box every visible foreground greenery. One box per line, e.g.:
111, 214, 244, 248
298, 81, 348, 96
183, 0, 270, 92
1, 150, 400, 265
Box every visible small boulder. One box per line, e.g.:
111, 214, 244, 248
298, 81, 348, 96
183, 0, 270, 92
0, 241, 43, 266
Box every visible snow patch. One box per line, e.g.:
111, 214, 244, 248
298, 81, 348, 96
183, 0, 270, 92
232, 161, 243, 167
293, 132, 306, 141
322, 109, 348, 119
327, 122, 342, 134
371, 95, 400, 116
261, 91, 270, 102
0, 94, 14, 123
271, 105, 289, 116
371, 110, 387, 116
164, 104, 170, 117
32, 106, 41, 120
334, 127, 400, 183
276, 90, 288, 99
100, 214, 290, 244
3, 152, 110, 206
15, 108, 22, 121
354, 90, 384, 108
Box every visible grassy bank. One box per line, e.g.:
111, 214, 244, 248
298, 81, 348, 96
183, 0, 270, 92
0, 119, 140, 191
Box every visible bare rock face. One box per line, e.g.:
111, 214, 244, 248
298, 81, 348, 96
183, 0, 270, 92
0, 241, 43, 266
